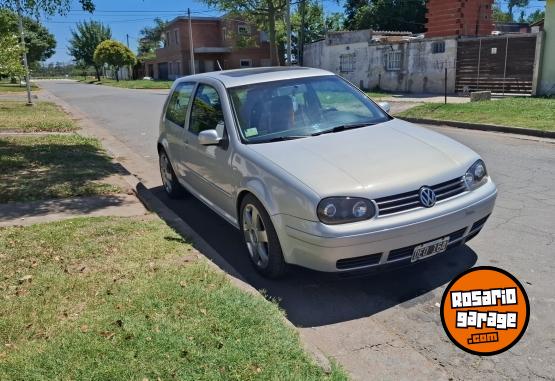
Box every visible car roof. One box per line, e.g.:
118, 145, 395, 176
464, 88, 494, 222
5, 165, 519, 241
176, 67, 335, 88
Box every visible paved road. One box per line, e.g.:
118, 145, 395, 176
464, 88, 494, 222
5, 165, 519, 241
39, 80, 555, 380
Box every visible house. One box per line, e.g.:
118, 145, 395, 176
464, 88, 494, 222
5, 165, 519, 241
143, 15, 271, 80
531, 18, 545, 33
304, 0, 547, 95
304, 30, 458, 94
493, 22, 532, 34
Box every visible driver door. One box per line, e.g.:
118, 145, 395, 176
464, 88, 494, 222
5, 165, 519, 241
181, 83, 236, 219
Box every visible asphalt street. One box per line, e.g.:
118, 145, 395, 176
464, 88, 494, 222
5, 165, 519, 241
39, 80, 555, 380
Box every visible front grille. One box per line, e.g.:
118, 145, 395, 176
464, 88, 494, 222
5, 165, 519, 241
375, 177, 467, 216
387, 228, 467, 262
336, 252, 382, 270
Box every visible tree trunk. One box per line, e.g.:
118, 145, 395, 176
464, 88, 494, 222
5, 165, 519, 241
268, 7, 279, 66
94, 65, 101, 81
115, 67, 119, 82
299, 0, 306, 66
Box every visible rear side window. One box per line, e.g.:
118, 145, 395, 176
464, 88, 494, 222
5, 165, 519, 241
189, 84, 224, 135
165, 82, 195, 127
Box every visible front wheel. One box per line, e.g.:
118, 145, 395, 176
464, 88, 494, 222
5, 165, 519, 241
240, 195, 287, 279
159, 149, 185, 198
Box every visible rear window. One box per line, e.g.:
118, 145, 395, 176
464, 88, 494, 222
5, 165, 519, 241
165, 82, 195, 127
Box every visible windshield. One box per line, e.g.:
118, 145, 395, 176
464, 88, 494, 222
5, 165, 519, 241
228, 76, 390, 144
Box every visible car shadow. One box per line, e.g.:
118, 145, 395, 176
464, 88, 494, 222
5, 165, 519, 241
152, 186, 477, 328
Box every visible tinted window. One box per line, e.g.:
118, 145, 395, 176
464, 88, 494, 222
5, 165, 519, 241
189, 84, 224, 135
228, 76, 389, 143
165, 82, 194, 127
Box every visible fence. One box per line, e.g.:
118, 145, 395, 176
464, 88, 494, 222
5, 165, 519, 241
455, 34, 538, 95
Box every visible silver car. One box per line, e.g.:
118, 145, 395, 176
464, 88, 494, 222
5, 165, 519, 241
158, 67, 497, 278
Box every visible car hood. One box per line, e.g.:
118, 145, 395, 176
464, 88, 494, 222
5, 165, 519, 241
247, 119, 479, 198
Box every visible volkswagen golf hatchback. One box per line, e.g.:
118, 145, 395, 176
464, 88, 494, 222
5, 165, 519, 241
158, 67, 497, 278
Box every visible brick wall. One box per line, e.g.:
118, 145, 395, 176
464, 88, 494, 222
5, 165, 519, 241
426, 0, 494, 38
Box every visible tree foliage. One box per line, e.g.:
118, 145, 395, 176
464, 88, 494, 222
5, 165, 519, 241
527, 9, 545, 24
0, 33, 25, 78
93, 39, 136, 81
493, 4, 514, 22
0, 0, 94, 17
507, 0, 529, 20
68, 21, 111, 80
346, 0, 427, 33
0, 9, 56, 64
198, 0, 287, 65
138, 17, 168, 59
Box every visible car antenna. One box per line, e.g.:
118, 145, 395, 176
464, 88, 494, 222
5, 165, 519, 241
216, 60, 223, 71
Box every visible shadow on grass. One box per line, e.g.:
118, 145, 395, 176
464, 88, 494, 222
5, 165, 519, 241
0, 135, 127, 203
152, 186, 478, 328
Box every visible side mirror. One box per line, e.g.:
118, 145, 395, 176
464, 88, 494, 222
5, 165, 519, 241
198, 129, 222, 146
378, 102, 391, 113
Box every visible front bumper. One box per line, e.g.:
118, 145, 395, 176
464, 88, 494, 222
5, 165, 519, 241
272, 179, 497, 272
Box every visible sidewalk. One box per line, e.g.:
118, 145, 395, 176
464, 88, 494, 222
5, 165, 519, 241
0, 194, 148, 227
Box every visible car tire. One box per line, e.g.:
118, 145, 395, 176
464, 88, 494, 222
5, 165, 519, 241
240, 194, 287, 279
159, 149, 185, 199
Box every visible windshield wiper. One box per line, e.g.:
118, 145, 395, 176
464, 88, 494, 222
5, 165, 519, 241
253, 136, 308, 144
311, 122, 375, 136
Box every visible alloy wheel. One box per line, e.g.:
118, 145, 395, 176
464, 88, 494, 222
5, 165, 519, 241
242, 203, 270, 268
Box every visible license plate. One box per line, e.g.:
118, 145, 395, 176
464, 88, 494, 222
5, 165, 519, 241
411, 237, 450, 262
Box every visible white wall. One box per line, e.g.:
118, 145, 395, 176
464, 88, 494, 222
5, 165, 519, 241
304, 37, 458, 94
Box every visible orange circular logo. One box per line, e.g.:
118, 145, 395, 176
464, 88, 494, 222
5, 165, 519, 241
440, 266, 529, 356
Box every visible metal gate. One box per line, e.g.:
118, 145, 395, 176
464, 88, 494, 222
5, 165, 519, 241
455, 34, 537, 95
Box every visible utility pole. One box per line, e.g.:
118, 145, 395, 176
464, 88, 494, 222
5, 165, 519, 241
299, 0, 306, 66
16, 0, 32, 106
286, 0, 292, 66
188, 8, 195, 74
126, 34, 130, 47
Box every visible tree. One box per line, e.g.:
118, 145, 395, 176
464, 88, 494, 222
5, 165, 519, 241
283, 1, 341, 65
0, 33, 25, 78
0, 9, 56, 64
527, 9, 545, 24
138, 17, 168, 59
0, 0, 94, 17
198, 0, 287, 66
507, 0, 529, 20
68, 21, 111, 81
344, 0, 367, 30
93, 40, 137, 82
348, 0, 427, 33
493, 4, 514, 22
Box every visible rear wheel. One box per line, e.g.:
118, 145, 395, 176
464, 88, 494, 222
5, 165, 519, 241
159, 149, 185, 198
240, 195, 287, 279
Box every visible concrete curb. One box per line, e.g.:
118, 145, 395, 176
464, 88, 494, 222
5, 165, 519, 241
397, 117, 555, 139
38, 87, 334, 374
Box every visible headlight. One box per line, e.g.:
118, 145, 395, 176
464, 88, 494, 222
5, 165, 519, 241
464, 159, 488, 190
317, 197, 376, 224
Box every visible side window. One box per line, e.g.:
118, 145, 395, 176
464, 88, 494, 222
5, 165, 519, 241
165, 82, 194, 127
189, 84, 224, 135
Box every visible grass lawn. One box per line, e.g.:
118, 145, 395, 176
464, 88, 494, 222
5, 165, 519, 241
0, 82, 39, 93
0, 217, 346, 380
0, 101, 77, 132
82, 79, 173, 89
0, 134, 122, 203
365, 91, 390, 100
397, 97, 555, 132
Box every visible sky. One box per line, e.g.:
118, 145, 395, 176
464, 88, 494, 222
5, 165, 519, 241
42, 0, 547, 64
